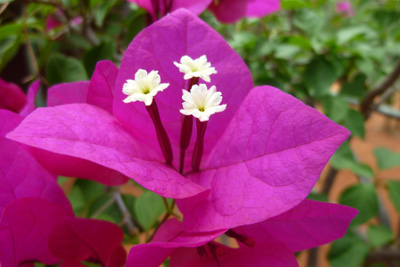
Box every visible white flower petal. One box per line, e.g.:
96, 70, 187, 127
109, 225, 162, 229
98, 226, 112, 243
122, 69, 169, 105
180, 84, 226, 121
174, 55, 217, 82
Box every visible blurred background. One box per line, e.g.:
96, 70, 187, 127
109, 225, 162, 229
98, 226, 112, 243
1, 0, 400, 266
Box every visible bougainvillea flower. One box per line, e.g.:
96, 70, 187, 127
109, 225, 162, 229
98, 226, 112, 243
26, 63, 129, 186
48, 218, 126, 267
0, 198, 74, 267
208, 0, 280, 23
1, 107, 126, 266
8, 59, 204, 197
0, 78, 27, 113
0, 109, 72, 215
335, 1, 354, 17
127, 0, 212, 22
0, 198, 127, 267
126, 218, 226, 267
19, 80, 40, 117
8, 10, 349, 232
126, 200, 357, 266
46, 9, 82, 31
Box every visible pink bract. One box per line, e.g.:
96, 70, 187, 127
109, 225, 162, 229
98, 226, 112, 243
127, 0, 211, 22
208, 0, 280, 23
48, 218, 126, 267
126, 200, 357, 266
0, 109, 72, 215
8, 10, 350, 232
0, 78, 27, 113
335, 1, 354, 17
0, 106, 127, 266
0, 198, 74, 267
19, 80, 40, 117
19, 63, 129, 186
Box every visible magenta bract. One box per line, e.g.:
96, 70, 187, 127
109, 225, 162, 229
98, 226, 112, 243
126, 218, 226, 267
0, 110, 72, 215
48, 218, 126, 267
0, 198, 74, 267
126, 201, 356, 266
335, 1, 354, 17
19, 80, 41, 117
234, 200, 358, 252
8, 10, 350, 232
0, 78, 27, 113
208, 0, 280, 23
127, 0, 211, 22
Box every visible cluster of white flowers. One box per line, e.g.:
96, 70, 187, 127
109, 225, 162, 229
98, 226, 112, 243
122, 55, 226, 121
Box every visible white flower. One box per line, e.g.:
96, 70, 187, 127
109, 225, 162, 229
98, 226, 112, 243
180, 84, 226, 122
122, 69, 169, 106
173, 55, 217, 83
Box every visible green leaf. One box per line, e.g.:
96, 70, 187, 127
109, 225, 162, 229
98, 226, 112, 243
0, 23, 22, 40
124, 9, 147, 47
387, 180, 400, 214
84, 41, 116, 76
337, 26, 370, 45
343, 109, 365, 139
274, 44, 302, 60
304, 57, 337, 98
57, 176, 68, 186
134, 191, 169, 231
89, 194, 121, 223
281, 0, 309, 9
367, 225, 393, 247
82, 262, 102, 267
68, 186, 86, 214
340, 73, 368, 100
330, 142, 374, 178
0, 0, 13, 3
321, 96, 349, 122
75, 179, 105, 203
93, 0, 118, 27
339, 183, 378, 226
307, 191, 328, 202
374, 147, 400, 170
0, 23, 23, 72
46, 54, 88, 85
293, 9, 323, 36
328, 231, 370, 267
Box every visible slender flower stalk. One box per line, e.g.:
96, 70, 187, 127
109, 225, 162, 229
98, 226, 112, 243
192, 120, 207, 171
123, 69, 173, 165
146, 100, 173, 165
225, 229, 255, 248
179, 77, 199, 173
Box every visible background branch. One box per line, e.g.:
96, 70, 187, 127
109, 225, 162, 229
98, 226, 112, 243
361, 58, 400, 120
113, 188, 137, 236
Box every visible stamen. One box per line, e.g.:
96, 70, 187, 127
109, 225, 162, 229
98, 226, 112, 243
197, 245, 208, 261
208, 243, 221, 267
225, 229, 256, 248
